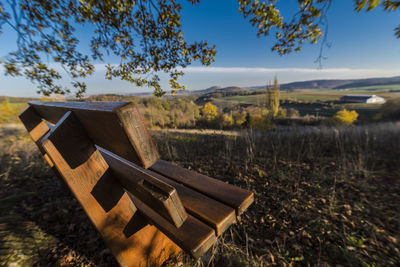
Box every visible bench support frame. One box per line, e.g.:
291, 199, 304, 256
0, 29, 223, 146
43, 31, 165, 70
20, 106, 181, 267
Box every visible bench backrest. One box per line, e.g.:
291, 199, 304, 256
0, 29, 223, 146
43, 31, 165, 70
29, 101, 159, 168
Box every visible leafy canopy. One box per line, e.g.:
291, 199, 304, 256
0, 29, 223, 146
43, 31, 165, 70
0, 0, 216, 97
201, 102, 218, 120
0, 0, 399, 97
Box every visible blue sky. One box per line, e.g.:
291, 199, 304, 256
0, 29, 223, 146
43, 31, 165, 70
0, 0, 399, 97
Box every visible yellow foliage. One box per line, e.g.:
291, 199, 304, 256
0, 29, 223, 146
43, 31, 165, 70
232, 112, 246, 126
0, 100, 18, 123
39, 96, 55, 101
249, 114, 268, 129
201, 102, 218, 120
266, 76, 280, 117
333, 109, 359, 125
222, 114, 233, 126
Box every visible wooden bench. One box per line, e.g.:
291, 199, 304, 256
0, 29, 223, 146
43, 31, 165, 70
19, 101, 254, 267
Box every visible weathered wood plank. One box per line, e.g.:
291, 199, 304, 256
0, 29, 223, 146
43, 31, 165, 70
99, 148, 236, 236
98, 147, 187, 228
40, 111, 181, 267
128, 193, 216, 259
149, 171, 236, 236
150, 160, 254, 216
28, 101, 159, 168
20, 101, 254, 263
19, 106, 54, 167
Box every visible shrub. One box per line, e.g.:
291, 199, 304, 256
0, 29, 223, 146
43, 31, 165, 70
374, 98, 400, 121
232, 112, 246, 126
277, 108, 287, 118
287, 108, 300, 118
332, 109, 359, 125
222, 114, 234, 127
249, 114, 271, 130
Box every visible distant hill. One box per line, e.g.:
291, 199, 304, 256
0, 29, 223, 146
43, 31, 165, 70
333, 76, 400, 89
247, 76, 400, 91
191, 86, 248, 95
88, 75, 400, 99
193, 86, 250, 105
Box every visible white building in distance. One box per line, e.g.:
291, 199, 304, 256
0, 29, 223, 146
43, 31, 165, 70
340, 95, 386, 104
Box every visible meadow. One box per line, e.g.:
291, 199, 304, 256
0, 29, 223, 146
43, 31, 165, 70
211, 88, 400, 121
1, 120, 399, 266
0, 92, 400, 266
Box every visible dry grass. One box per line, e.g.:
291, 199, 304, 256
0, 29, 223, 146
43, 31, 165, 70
1, 122, 400, 266
152, 122, 400, 266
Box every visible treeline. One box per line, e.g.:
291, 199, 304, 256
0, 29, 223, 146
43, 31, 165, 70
2, 94, 399, 128
87, 94, 300, 130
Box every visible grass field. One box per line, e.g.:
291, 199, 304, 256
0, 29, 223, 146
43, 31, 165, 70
0, 102, 28, 109
1, 122, 399, 266
215, 90, 400, 121
279, 102, 382, 119
0, 91, 399, 266
153, 125, 400, 266
221, 89, 400, 105
220, 92, 342, 103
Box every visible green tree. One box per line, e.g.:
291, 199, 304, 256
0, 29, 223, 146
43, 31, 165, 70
238, 0, 400, 65
1, 0, 399, 96
0, 0, 216, 97
266, 76, 280, 117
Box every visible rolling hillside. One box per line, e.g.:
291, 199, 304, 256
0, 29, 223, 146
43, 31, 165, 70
197, 76, 400, 93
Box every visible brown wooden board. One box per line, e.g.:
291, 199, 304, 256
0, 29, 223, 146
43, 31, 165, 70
99, 148, 236, 236
28, 101, 159, 168
99, 147, 187, 228
148, 171, 236, 236
150, 160, 254, 216
128, 193, 217, 259
19, 106, 54, 167
40, 111, 181, 267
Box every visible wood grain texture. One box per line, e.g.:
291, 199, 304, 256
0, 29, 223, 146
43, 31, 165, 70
99, 147, 236, 236
150, 160, 254, 216
128, 193, 216, 259
19, 106, 54, 167
40, 112, 181, 267
19, 101, 254, 264
29, 101, 159, 168
147, 171, 236, 236
99, 147, 187, 228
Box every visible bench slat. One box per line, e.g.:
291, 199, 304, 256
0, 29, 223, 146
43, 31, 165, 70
150, 160, 254, 216
99, 148, 236, 236
153, 172, 236, 236
128, 194, 216, 259
99, 147, 187, 228
29, 101, 159, 168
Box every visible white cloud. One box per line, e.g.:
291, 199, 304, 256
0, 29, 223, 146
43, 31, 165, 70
180, 66, 400, 77
1, 65, 400, 97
